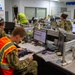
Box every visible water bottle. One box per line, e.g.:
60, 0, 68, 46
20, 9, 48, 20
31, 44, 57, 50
47, 24, 51, 29
8, 30, 10, 35
56, 59, 61, 64
38, 23, 40, 29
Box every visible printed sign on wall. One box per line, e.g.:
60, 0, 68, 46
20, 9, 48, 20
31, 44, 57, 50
0, 0, 5, 19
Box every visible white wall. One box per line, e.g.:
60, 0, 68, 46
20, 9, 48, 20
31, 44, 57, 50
49, 2, 75, 19
67, 5, 75, 19
49, 2, 67, 17
5, 0, 50, 21
5, 0, 13, 21
5, 0, 75, 21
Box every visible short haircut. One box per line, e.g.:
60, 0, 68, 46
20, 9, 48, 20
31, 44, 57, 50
12, 26, 26, 37
33, 19, 37, 24
0, 22, 4, 26
0, 18, 4, 21
0, 28, 6, 38
61, 13, 68, 19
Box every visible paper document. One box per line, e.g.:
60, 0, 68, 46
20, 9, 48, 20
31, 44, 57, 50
19, 53, 34, 61
41, 53, 59, 62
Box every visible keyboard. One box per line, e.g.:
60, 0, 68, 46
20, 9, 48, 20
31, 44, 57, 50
18, 43, 45, 53
47, 44, 58, 51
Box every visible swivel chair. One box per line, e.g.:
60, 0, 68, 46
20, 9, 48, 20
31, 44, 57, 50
14, 68, 33, 75
14, 68, 27, 75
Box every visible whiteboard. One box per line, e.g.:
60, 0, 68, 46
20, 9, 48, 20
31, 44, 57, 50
37, 8, 46, 18
25, 7, 35, 19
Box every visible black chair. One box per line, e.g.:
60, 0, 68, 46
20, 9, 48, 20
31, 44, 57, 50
14, 68, 27, 75
14, 68, 33, 75
0, 68, 4, 75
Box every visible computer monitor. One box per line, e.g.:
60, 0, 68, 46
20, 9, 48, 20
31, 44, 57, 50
4, 22, 15, 34
33, 28, 47, 44
57, 31, 66, 55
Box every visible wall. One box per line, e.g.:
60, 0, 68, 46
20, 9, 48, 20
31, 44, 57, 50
49, 1, 67, 17
5, 0, 13, 21
5, 0, 50, 21
67, 5, 75, 19
5, 0, 74, 21
49, 1, 75, 19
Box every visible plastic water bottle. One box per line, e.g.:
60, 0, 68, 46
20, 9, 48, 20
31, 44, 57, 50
8, 30, 10, 35
56, 59, 61, 64
47, 24, 51, 29
38, 23, 40, 29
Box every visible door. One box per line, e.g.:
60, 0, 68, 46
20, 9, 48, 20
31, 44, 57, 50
5, 11, 9, 22
12, 7, 18, 20
74, 9, 75, 19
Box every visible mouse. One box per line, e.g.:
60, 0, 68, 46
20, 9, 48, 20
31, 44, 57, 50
42, 51, 46, 54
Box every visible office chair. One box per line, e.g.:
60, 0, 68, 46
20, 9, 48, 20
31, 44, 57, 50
14, 68, 27, 75
14, 68, 33, 75
0, 68, 4, 75
0, 67, 33, 75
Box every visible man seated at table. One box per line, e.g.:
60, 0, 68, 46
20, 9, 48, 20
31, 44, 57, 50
0, 27, 37, 75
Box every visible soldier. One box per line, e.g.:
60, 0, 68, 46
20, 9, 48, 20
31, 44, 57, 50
0, 21, 5, 30
0, 27, 37, 75
58, 13, 72, 32
17, 12, 29, 25
0, 18, 4, 22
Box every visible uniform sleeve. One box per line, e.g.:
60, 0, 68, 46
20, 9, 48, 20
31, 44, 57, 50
68, 21, 72, 31
6, 50, 30, 70
58, 20, 64, 29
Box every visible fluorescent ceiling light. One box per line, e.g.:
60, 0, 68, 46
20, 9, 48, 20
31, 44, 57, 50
54, 0, 58, 1
52, 0, 59, 1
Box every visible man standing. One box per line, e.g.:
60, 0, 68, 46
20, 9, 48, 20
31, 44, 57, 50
17, 12, 29, 25
58, 13, 72, 32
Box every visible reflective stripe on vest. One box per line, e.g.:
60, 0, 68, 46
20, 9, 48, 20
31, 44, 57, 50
20, 17, 27, 22
0, 42, 15, 69
0, 64, 10, 69
0, 42, 13, 61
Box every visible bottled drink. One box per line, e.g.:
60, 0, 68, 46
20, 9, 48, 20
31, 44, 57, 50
38, 23, 40, 29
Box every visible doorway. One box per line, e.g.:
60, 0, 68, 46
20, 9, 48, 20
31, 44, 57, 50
5, 11, 9, 22
74, 9, 75, 19
12, 7, 18, 20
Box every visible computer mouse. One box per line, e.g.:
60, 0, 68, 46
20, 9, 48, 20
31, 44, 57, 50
42, 51, 46, 54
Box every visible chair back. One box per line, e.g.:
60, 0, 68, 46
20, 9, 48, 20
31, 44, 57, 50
0, 68, 4, 75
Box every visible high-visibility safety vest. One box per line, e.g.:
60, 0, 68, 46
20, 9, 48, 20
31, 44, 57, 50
0, 36, 17, 75
18, 13, 28, 24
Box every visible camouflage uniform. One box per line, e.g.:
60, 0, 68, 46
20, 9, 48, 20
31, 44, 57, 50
0, 28, 37, 75
0, 28, 6, 37
58, 20, 72, 32
6, 50, 37, 75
